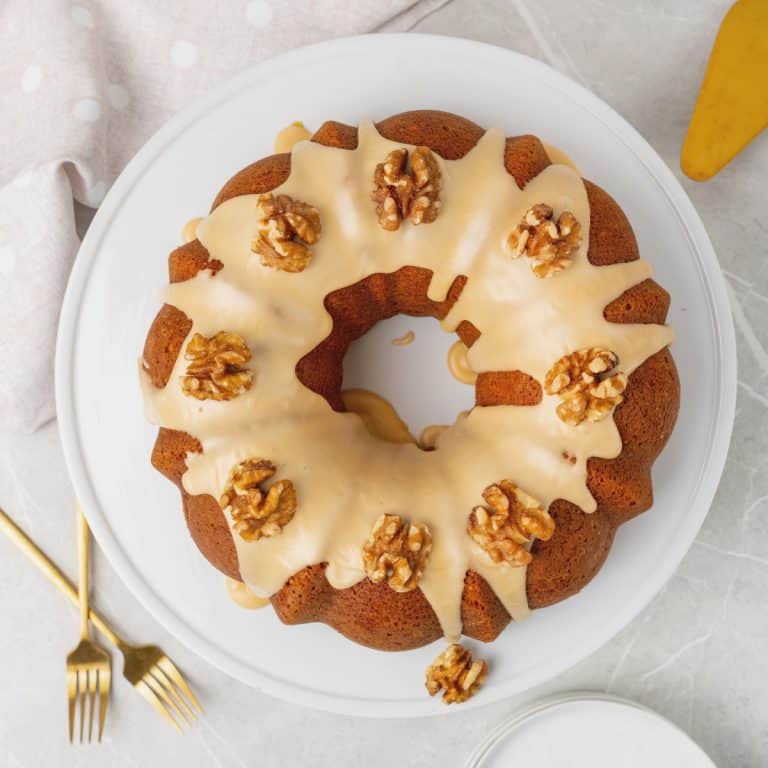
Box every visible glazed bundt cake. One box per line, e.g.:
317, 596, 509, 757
141, 110, 679, 702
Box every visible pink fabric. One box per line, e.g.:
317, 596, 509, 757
0, 0, 447, 431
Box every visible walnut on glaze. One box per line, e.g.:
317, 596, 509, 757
221, 459, 297, 542
425, 644, 488, 705
468, 481, 554, 567
372, 146, 441, 231
252, 193, 321, 273
181, 331, 254, 401
362, 514, 432, 592
544, 347, 628, 426
507, 203, 582, 278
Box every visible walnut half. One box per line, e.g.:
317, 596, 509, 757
252, 193, 321, 273
425, 644, 488, 705
468, 481, 554, 567
507, 203, 581, 277
221, 458, 297, 541
181, 331, 254, 401
362, 514, 432, 592
372, 146, 441, 231
544, 347, 627, 425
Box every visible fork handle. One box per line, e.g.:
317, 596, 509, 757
0, 505, 123, 648
77, 505, 91, 639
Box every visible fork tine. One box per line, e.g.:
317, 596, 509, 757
135, 679, 182, 733
153, 664, 196, 721
97, 667, 110, 742
87, 669, 97, 743
78, 671, 87, 743
146, 672, 190, 726
67, 667, 77, 743
157, 656, 202, 714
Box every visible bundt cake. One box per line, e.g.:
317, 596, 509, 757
140, 110, 679, 702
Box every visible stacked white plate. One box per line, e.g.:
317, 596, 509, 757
465, 693, 717, 767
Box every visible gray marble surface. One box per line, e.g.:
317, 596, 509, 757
2, 1, 767, 765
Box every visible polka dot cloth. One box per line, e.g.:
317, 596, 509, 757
107, 83, 130, 111
246, 0, 273, 27
73, 98, 101, 122
71, 5, 94, 28
12, 170, 35, 189
0, 0, 436, 433
171, 40, 198, 69
0, 245, 17, 276
21, 65, 42, 93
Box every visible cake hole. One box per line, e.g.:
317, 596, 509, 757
343, 315, 475, 445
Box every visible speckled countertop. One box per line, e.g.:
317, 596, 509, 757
1, 1, 766, 765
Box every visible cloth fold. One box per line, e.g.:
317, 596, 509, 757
0, 0, 447, 432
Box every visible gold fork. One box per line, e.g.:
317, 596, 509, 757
66, 507, 112, 742
0, 505, 202, 733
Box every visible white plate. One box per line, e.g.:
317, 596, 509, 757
465, 693, 717, 767
55, 34, 736, 717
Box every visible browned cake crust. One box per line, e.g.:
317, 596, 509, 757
143, 110, 679, 651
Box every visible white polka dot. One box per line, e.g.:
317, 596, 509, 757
107, 83, 130, 111
85, 180, 108, 206
171, 40, 198, 69
73, 98, 101, 122
246, 0, 273, 27
0, 245, 17, 276
71, 5, 94, 28
14, 171, 34, 189
21, 65, 42, 93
